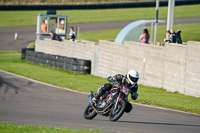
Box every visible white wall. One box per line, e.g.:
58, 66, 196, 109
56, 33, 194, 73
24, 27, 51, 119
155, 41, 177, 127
35, 39, 200, 97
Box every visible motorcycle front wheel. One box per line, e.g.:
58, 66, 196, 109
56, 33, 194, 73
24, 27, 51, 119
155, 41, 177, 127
109, 100, 126, 121
84, 103, 97, 120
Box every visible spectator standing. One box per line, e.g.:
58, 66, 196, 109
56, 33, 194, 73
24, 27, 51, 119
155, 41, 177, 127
41, 21, 47, 32
139, 28, 150, 44
69, 27, 76, 41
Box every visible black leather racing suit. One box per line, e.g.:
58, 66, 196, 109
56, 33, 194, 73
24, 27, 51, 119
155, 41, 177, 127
96, 74, 139, 113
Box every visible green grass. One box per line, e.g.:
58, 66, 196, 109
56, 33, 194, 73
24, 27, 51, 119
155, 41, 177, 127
0, 51, 200, 114
28, 42, 35, 48
0, 51, 107, 92
137, 86, 200, 113
80, 23, 200, 43
0, 4, 200, 27
0, 122, 102, 133
80, 29, 120, 42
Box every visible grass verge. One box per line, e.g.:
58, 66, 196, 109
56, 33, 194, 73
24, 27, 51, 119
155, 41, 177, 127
0, 4, 200, 27
0, 51, 200, 114
0, 122, 102, 133
80, 23, 200, 43
27, 42, 35, 48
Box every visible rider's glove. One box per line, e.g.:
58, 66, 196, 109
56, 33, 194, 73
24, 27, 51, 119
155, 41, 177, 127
92, 97, 97, 104
131, 92, 138, 100
122, 76, 126, 84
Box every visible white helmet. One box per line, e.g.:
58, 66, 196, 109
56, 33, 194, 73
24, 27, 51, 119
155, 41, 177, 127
127, 70, 139, 85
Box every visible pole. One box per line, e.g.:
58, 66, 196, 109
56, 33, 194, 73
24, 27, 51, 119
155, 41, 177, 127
77, 26, 80, 41
166, 0, 175, 39
154, 0, 159, 45
150, 22, 153, 44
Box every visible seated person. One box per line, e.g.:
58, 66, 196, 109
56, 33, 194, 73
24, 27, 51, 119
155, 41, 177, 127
175, 29, 182, 44
49, 31, 61, 41
164, 30, 172, 43
170, 29, 176, 43
69, 27, 76, 41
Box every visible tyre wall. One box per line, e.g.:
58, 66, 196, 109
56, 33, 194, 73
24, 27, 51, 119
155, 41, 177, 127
22, 48, 91, 74
35, 39, 96, 75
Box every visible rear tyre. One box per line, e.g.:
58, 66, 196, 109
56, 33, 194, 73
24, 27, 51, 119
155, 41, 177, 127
84, 104, 97, 120
109, 100, 126, 121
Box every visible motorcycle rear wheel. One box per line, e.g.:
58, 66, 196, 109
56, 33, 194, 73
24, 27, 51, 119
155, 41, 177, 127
84, 103, 97, 120
109, 100, 126, 121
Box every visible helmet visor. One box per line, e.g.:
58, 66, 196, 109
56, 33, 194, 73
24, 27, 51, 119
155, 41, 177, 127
129, 74, 138, 83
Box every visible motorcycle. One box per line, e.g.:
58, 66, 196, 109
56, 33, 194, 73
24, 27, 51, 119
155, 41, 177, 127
84, 82, 132, 121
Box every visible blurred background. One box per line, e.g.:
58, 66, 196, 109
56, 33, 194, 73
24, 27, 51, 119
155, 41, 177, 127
1, 0, 168, 5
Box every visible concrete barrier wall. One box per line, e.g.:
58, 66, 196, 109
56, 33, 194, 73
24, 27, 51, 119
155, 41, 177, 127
98, 40, 200, 97
185, 41, 200, 97
98, 40, 166, 88
163, 43, 187, 94
35, 39, 200, 97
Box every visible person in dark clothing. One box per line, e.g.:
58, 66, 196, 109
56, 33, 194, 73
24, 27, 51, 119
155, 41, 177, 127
50, 31, 62, 41
92, 70, 139, 112
69, 27, 76, 41
164, 29, 177, 43
170, 29, 176, 43
164, 29, 183, 44
175, 29, 183, 44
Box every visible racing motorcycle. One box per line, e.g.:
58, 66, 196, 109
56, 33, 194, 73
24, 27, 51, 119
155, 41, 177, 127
84, 81, 132, 121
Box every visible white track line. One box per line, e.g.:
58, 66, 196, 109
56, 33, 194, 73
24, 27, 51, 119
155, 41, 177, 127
0, 70, 199, 116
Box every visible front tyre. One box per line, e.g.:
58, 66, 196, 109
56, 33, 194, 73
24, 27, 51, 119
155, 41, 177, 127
109, 100, 126, 121
84, 104, 97, 120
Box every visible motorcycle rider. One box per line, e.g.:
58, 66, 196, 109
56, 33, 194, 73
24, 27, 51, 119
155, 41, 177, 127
92, 70, 139, 113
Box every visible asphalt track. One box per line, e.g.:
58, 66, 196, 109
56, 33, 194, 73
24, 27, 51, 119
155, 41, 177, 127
0, 17, 200, 50
0, 70, 200, 133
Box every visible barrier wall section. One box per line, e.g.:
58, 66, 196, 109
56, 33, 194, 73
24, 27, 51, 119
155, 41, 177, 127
35, 39, 200, 97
